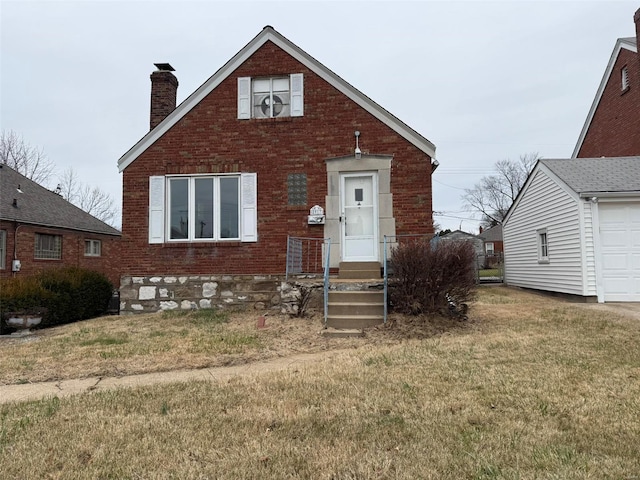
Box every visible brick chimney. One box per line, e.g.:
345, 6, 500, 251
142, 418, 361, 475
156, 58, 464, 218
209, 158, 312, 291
150, 63, 178, 130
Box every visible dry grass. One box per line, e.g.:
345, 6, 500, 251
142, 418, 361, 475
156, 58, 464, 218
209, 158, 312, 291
1, 286, 640, 478
0, 308, 371, 385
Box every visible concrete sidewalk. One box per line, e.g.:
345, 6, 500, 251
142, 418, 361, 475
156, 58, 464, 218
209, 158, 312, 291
0, 350, 343, 405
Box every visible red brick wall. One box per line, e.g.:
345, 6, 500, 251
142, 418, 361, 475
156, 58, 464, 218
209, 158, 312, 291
577, 48, 640, 157
121, 41, 434, 276
0, 221, 121, 287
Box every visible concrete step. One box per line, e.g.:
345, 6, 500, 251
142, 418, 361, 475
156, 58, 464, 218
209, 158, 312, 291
327, 302, 384, 316
338, 261, 381, 280
326, 314, 384, 329
328, 290, 384, 303
320, 328, 364, 338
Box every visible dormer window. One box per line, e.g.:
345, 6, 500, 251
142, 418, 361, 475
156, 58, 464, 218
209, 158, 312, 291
238, 74, 303, 119
622, 66, 630, 92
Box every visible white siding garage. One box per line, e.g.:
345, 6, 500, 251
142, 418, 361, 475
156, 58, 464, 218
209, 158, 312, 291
599, 202, 640, 301
504, 157, 640, 303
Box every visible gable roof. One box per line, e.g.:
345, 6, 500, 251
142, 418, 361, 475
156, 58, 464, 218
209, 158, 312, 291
572, 37, 637, 158
440, 229, 481, 240
0, 164, 121, 236
540, 157, 640, 195
504, 156, 640, 226
118, 26, 436, 172
478, 224, 502, 242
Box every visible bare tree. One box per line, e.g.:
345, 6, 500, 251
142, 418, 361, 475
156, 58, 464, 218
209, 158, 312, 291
1, 130, 119, 227
0, 130, 56, 185
462, 153, 539, 227
58, 167, 118, 226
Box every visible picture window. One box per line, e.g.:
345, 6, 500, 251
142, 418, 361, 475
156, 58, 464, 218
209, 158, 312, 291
168, 176, 240, 241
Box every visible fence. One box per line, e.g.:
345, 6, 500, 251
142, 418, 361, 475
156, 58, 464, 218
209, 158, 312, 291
285, 236, 330, 280
476, 252, 504, 283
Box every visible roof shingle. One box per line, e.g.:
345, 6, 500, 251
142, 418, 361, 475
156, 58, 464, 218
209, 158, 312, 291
0, 164, 121, 236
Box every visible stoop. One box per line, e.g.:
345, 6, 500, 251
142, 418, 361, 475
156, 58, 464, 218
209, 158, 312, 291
323, 262, 384, 337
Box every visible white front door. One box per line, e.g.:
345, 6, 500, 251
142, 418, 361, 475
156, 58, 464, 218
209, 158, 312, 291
340, 173, 378, 262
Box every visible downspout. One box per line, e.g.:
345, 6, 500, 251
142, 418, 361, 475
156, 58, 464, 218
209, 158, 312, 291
13, 223, 25, 277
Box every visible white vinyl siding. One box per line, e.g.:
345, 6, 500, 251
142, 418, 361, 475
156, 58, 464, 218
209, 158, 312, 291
504, 169, 584, 296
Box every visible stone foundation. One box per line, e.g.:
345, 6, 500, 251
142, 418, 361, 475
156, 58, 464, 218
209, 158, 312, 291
119, 275, 325, 315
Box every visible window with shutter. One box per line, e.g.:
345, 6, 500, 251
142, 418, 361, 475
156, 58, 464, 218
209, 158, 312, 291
148, 174, 257, 244
238, 74, 303, 119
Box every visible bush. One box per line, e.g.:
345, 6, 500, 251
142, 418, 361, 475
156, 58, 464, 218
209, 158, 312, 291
0, 267, 113, 332
389, 238, 476, 316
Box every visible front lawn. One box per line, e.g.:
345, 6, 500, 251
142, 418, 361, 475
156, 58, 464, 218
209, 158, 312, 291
1, 287, 639, 478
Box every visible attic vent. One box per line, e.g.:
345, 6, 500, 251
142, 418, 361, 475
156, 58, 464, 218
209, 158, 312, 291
622, 66, 630, 91
258, 93, 290, 118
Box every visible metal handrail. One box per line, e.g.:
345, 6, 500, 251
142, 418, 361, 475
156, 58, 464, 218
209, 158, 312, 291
323, 239, 331, 328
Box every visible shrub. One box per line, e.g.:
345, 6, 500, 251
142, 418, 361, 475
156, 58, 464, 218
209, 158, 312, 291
389, 238, 476, 316
0, 267, 113, 331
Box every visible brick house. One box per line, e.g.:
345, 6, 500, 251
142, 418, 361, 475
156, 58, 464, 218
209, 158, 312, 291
117, 26, 438, 315
0, 164, 121, 286
573, 9, 640, 157
478, 224, 503, 256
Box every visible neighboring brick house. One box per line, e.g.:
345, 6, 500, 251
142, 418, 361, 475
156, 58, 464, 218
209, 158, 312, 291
0, 164, 122, 286
478, 224, 503, 255
573, 9, 640, 157
117, 26, 438, 313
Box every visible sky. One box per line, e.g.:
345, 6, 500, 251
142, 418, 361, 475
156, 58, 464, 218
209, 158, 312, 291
1, 0, 638, 232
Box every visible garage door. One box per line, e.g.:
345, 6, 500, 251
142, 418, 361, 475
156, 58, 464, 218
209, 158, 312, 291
599, 202, 640, 302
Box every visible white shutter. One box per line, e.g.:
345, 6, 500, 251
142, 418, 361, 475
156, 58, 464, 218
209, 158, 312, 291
241, 173, 257, 242
238, 77, 251, 119
290, 73, 303, 117
148, 176, 165, 244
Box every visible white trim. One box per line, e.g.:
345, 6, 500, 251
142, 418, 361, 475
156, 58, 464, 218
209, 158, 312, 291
339, 172, 379, 262
571, 38, 637, 158
148, 176, 165, 244
537, 228, 549, 263
237, 77, 251, 119
290, 73, 303, 117
118, 27, 435, 172
241, 172, 257, 242
591, 201, 604, 302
